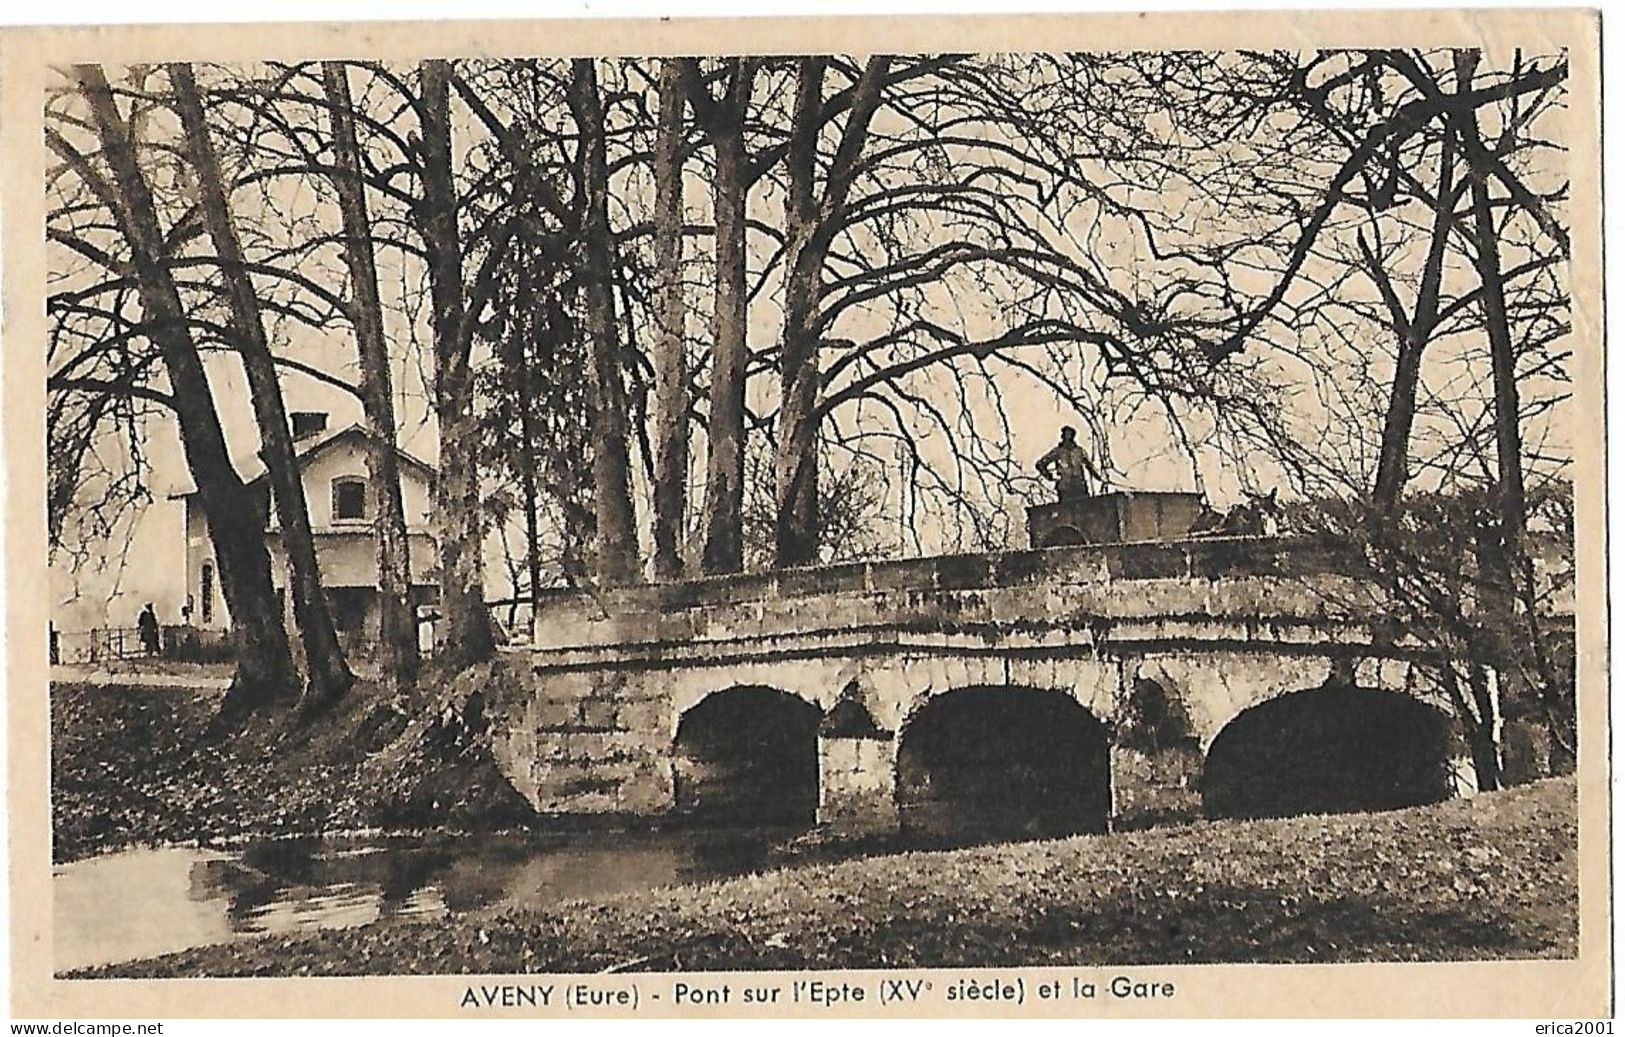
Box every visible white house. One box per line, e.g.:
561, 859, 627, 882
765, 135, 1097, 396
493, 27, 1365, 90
179, 412, 440, 655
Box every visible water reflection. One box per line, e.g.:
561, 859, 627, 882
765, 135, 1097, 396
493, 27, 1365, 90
54, 827, 789, 973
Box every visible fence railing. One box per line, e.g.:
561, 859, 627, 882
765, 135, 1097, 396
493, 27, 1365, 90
50, 624, 234, 666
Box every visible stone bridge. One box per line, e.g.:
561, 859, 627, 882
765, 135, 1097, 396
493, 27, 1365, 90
493, 536, 1477, 841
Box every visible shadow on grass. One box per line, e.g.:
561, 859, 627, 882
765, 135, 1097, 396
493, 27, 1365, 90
610, 884, 1554, 973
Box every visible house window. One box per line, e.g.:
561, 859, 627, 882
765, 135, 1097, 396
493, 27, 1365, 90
332, 478, 367, 522
291, 411, 329, 441
200, 563, 214, 624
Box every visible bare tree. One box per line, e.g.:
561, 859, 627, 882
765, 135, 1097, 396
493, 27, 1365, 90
169, 62, 355, 711
419, 59, 497, 661
66, 63, 297, 715
1166, 48, 1573, 786
567, 58, 640, 586
648, 59, 690, 581
773, 57, 892, 567
681, 58, 759, 575
320, 60, 419, 694
1363, 132, 1461, 513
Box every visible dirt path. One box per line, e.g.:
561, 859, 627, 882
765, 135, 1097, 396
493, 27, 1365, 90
51, 665, 232, 691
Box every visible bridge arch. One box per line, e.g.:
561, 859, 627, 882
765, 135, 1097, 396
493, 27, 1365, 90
672, 685, 822, 825
895, 685, 1112, 844
667, 663, 842, 731
1200, 683, 1457, 820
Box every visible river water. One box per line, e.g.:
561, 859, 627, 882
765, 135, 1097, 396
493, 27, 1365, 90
52, 827, 791, 973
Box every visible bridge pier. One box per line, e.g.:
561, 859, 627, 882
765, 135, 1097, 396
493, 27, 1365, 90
817, 735, 898, 835
1109, 744, 1204, 830
816, 683, 898, 836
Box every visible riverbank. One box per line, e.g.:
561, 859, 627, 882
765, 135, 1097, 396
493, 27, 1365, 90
83, 776, 1576, 977
50, 672, 533, 863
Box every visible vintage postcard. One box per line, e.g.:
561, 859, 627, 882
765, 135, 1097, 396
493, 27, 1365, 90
5, 6, 1608, 1020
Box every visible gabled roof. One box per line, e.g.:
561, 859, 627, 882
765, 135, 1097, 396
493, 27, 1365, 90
171, 424, 436, 498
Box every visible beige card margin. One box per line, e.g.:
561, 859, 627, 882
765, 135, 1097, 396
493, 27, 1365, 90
2, 8, 1608, 1019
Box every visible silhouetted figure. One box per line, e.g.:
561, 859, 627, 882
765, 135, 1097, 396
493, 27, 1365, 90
1035, 426, 1100, 503
137, 603, 160, 657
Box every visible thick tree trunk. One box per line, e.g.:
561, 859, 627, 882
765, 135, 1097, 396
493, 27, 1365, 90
771, 59, 829, 570
419, 59, 495, 663
170, 62, 354, 711
1457, 51, 1532, 664
321, 61, 419, 695
772, 57, 890, 568
77, 63, 296, 715
568, 58, 640, 587
697, 62, 753, 575
650, 59, 690, 581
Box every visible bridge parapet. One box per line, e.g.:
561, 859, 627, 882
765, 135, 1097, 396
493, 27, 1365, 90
527, 535, 1384, 655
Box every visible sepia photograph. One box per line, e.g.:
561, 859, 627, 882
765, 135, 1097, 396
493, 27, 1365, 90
8, 7, 1607, 1019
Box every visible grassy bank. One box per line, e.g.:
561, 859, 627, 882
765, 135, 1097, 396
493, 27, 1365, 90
85, 777, 1577, 977
50, 672, 531, 863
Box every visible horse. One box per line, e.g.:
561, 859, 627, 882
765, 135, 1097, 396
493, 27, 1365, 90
1188, 489, 1283, 538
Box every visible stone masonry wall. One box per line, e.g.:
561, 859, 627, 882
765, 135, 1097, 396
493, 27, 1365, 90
490, 537, 1452, 824
491, 665, 674, 816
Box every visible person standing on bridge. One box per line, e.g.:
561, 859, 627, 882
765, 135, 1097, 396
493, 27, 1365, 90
1036, 426, 1101, 503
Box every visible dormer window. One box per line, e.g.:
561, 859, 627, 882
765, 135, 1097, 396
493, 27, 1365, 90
291, 411, 329, 441
332, 478, 368, 522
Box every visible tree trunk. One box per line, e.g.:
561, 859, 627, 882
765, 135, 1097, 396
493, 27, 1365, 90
698, 61, 753, 575
170, 62, 354, 711
1463, 664, 1504, 792
322, 61, 420, 694
1438, 662, 1502, 793
568, 58, 640, 587
650, 59, 689, 581
1465, 496, 1515, 795
76, 63, 296, 716
419, 59, 495, 663
772, 59, 829, 569
513, 268, 546, 619
1371, 136, 1458, 513
1458, 52, 1530, 676
1454, 53, 1528, 555
1372, 335, 1426, 511
772, 56, 890, 568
